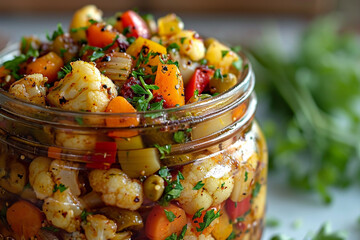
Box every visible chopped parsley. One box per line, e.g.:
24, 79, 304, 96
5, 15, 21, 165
252, 182, 261, 198
221, 50, 229, 58
244, 171, 248, 182
165, 224, 187, 240
193, 180, 205, 190
226, 232, 236, 240
70, 26, 89, 33
266, 218, 280, 228
154, 144, 171, 159
75, 117, 84, 125
167, 43, 180, 52
80, 209, 93, 222
232, 59, 242, 71
173, 131, 186, 143
159, 167, 184, 206
180, 37, 186, 44
164, 209, 176, 222
192, 208, 204, 220
3, 47, 39, 80
41, 226, 60, 232
57, 63, 72, 79
46, 23, 64, 41
81, 35, 119, 62
53, 183, 68, 193
196, 209, 221, 233
230, 45, 241, 53
213, 69, 223, 80
199, 59, 207, 65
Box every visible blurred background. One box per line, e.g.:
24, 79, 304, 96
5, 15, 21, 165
0, 0, 360, 239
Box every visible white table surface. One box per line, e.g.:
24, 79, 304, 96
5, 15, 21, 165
1, 12, 359, 240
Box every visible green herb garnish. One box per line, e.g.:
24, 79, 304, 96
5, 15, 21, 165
159, 168, 184, 206
53, 183, 67, 193
46, 23, 64, 41
164, 209, 176, 222
196, 209, 221, 233
154, 144, 171, 159
192, 208, 204, 220
193, 180, 205, 190
221, 50, 229, 58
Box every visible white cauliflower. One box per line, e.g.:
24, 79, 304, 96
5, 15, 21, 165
47, 61, 117, 112
81, 214, 117, 240
89, 168, 143, 210
0, 161, 27, 194
178, 155, 235, 215
43, 189, 84, 233
169, 30, 205, 61
29, 157, 54, 199
55, 130, 97, 151
8, 73, 47, 105
29, 157, 81, 199
169, 51, 199, 86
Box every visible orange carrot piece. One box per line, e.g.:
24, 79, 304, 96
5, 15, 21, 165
48, 146, 62, 159
86, 24, 118, 48
106, 96, 139, 138
26, 51, 64, 83
145, 204, 187, 240
153, 64, 185, 108
6, 200, 44, 239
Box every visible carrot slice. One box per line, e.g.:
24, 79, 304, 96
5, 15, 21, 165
153, 64, 185, 108
6, 200, 44, 239
145, 204, 187, 240
26, 51, 64, 83
106, 96, 139, 138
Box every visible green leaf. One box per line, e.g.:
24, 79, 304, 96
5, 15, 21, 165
80, 209, 93, 222
226, 232, 236, 240
193, 180, 205, 190
221, 50, 229, 58
230, 45, 241, 53
131, 84, 149, 95
46, 23, 64, 41
167, 43, 181, 52
266, 218, 280, 228
213, 69, 223, 80
180, 37, 186, 44
192, 208, 204, 220
53, 183, 68, 193
173, 131, 186, 143
232, 59, 242, 71
154, 144, 172, 159
244, 171, 248, 182
41, 226, 60, 232
196, 209, 221, 233
252, 182, 261, 198
164, 209, 176, 222
75, 117, 84, 125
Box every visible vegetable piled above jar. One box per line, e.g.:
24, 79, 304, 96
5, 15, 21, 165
0, 5, 243, 112
0, 5, 267, 240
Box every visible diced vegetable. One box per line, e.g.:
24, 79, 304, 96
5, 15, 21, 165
153, 64, 185, 108
86, 23, 118, 48
158, 14, 184, 36
145, 204, 187, 240
192, 111, 233, 139
116, 10, 150, 39
225, 196, 251, 221
126, 37, 167, 75
205, 39, 239, 74
185, 67, 214, 102
6, 200, 44, 239
106, 96, 139, 138
86, 141, 117, 169
118, 148, 161, 178
230, 153, 258, 202
252, 185, 266, 220
209, 72, 238, 94
96, 52, 132, 88
69, 5, 103, 42
26, 52, 64, 83
115, 135, 144, 150
52, 34, 79, 63
212, 210, 233, 240
98, 207, 144, 232
170, 30, 205, 61
144, 175, 165, 201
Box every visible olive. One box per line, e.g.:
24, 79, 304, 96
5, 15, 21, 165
143, 175, 165, 202
209, 72, 238, 94
98, 207, 143, 232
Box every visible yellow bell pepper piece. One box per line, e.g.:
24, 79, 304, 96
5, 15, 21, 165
158, 13, 184, 36
205, 39, 239, 74
126, 37, 167, 74
212, 211, 233, 240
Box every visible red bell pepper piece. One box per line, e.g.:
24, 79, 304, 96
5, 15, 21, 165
225, 196, 251, 221
85, 142, 117, 169
121, 10, 150, 39
185, 67, 214, 102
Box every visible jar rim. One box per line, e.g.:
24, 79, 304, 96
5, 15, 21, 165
0, 43, 254, 128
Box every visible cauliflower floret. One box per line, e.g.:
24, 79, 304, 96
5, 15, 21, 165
8, 73, 47, 105
29, 157, 55, 199
81, 214, 117, 240
43, 189, 84, 232
55, 130, 97, 151
89, 168, 143, 210
178, 155, 235, 215
170, 30, 205, 61
29, 157, 81, 199
169, 51, 199, 86
0, 161, 27, 194
47, 61, 117, 112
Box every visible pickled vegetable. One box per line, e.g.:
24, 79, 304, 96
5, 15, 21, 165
98, 207, 144, 231
143, 175, 165, 201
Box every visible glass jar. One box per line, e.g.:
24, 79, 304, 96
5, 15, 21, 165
0, 44, 267, 240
